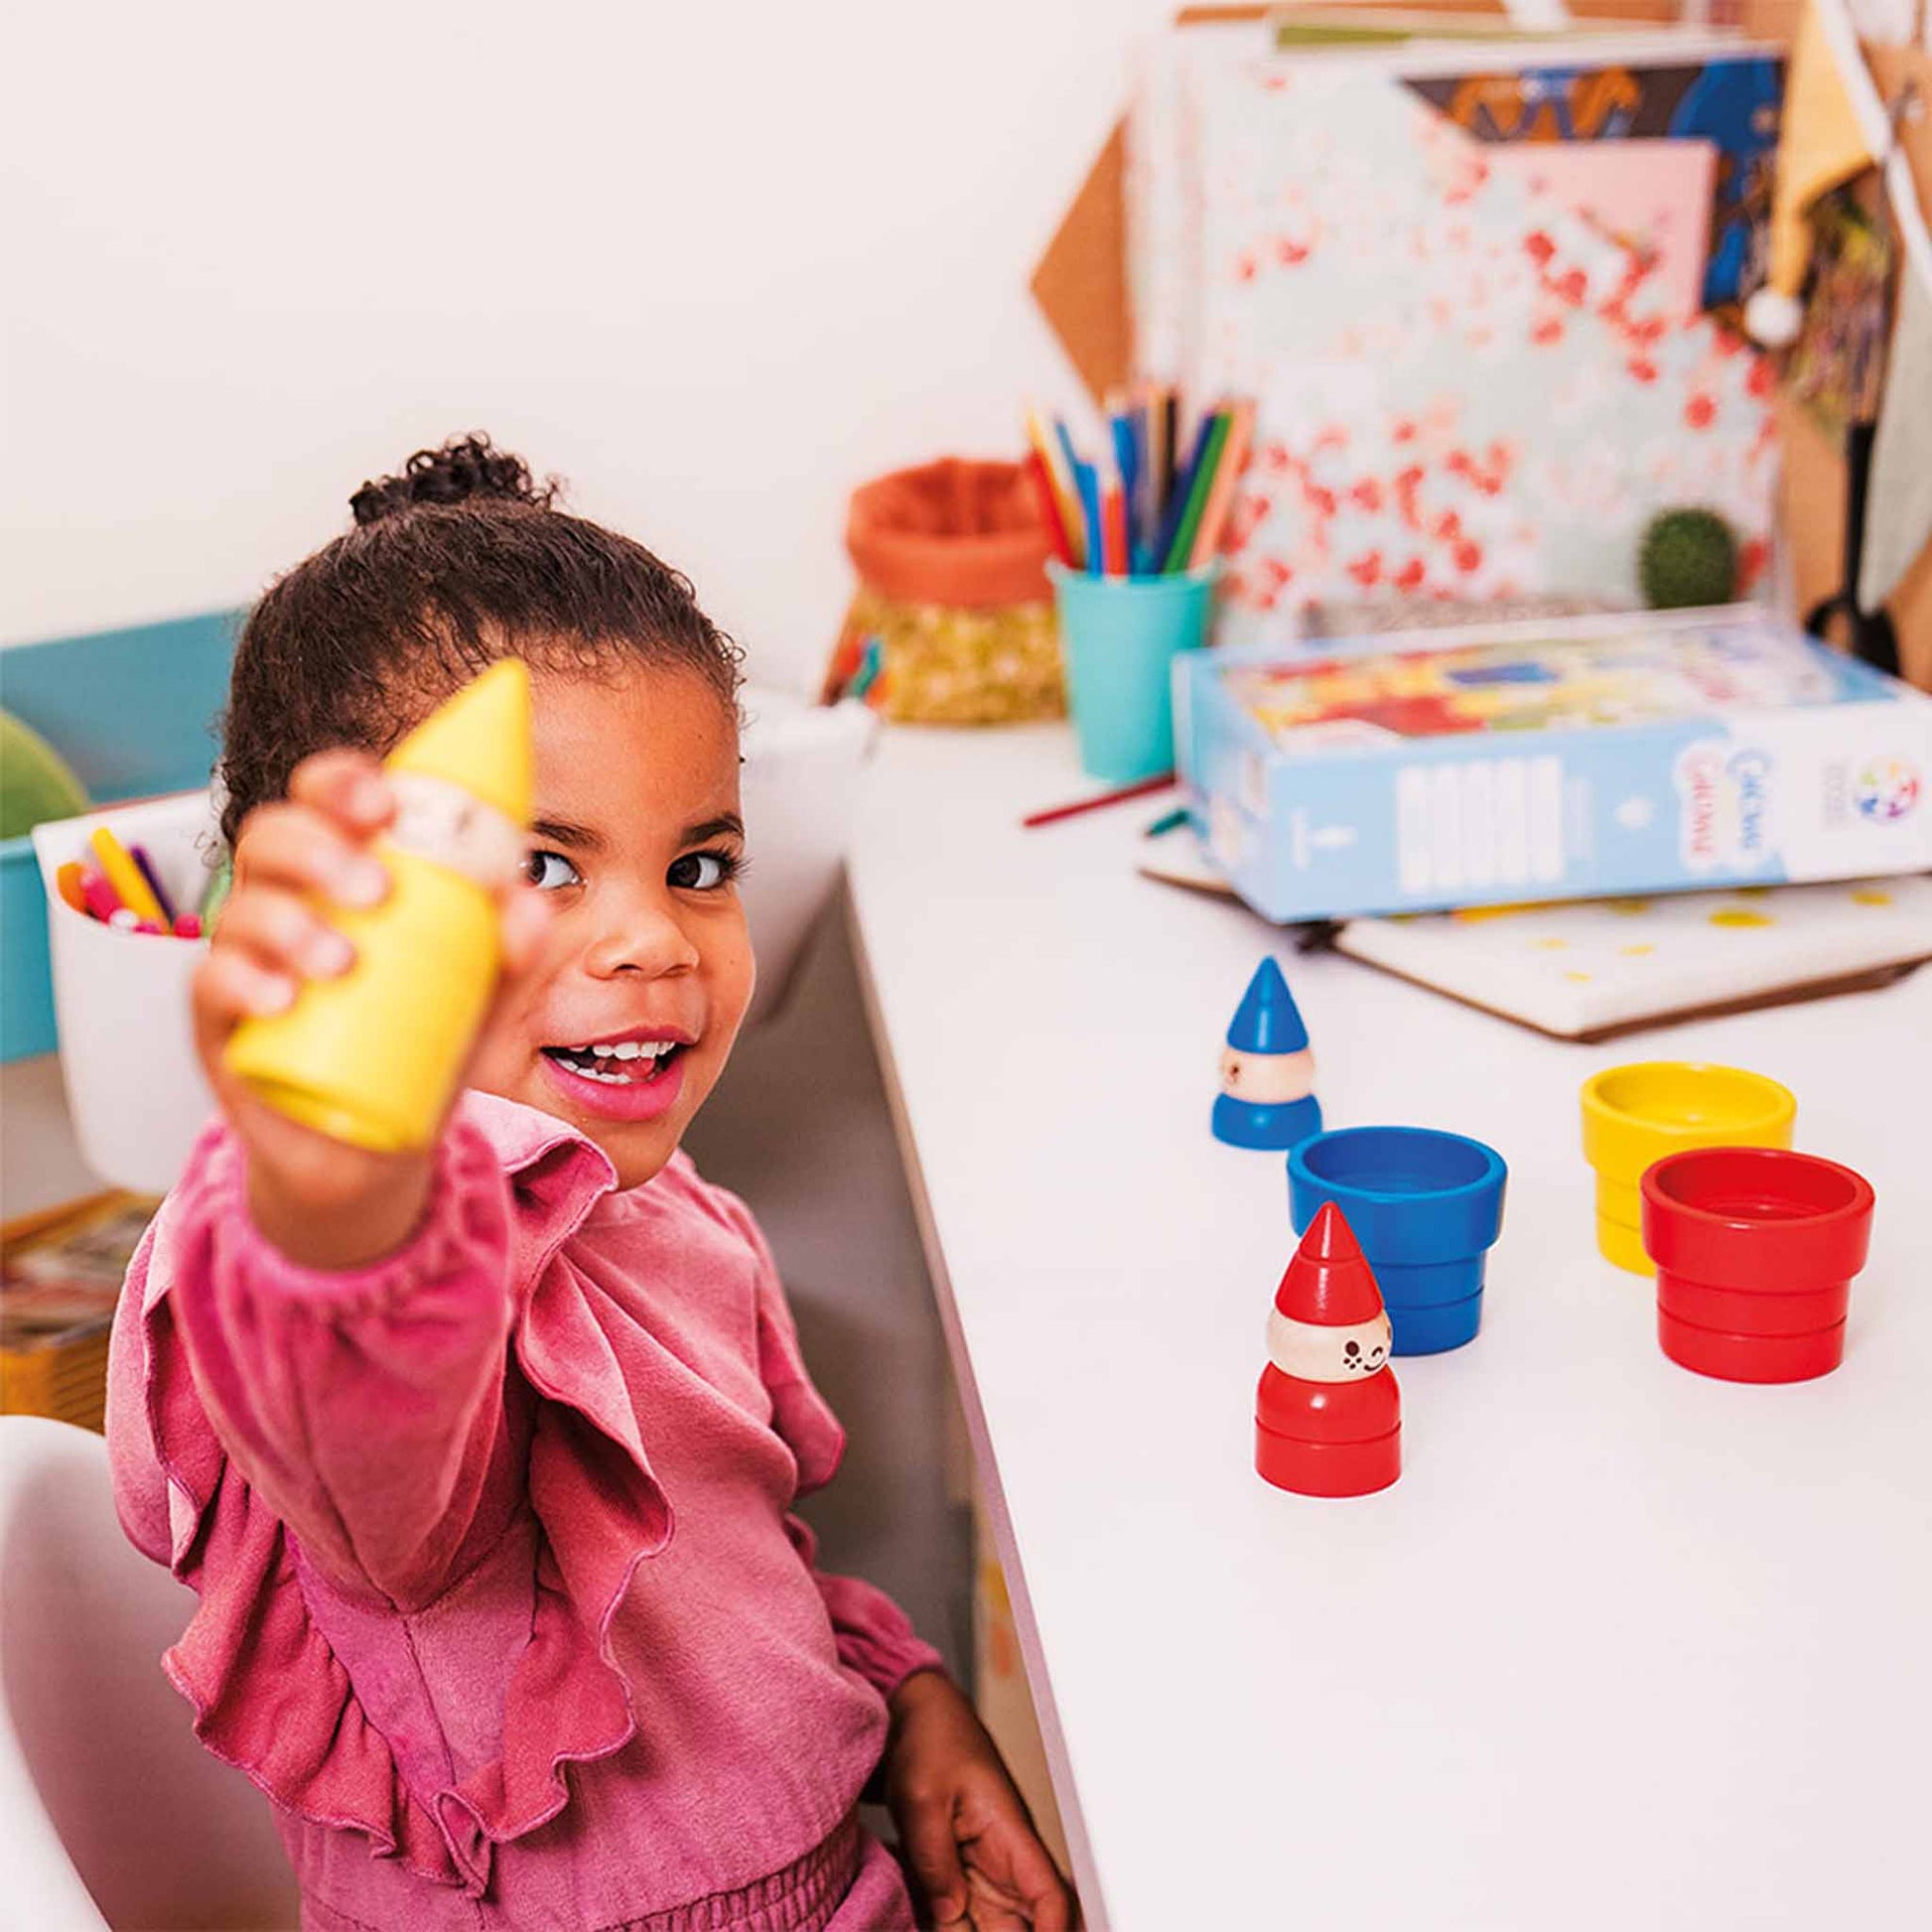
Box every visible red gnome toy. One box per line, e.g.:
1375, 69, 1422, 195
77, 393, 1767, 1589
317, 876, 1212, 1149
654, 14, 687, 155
1256, 1202, 1402, 1497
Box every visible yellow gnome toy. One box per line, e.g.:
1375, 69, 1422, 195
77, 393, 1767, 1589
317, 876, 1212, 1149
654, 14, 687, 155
224, 658, 532, 1152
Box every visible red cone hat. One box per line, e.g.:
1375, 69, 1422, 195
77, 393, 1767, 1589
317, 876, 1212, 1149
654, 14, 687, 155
1273, 1204, 1385, 1327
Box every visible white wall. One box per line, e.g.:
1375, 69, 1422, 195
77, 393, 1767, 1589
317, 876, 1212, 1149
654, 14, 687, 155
4, 1, 1175, 1705
3, 0, 1172, 692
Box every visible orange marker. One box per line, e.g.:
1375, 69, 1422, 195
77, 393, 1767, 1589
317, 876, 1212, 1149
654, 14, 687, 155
55, 861, 88, 914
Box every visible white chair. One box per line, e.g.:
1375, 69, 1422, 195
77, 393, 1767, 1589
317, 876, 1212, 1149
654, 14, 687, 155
0, 1415, 299, 1931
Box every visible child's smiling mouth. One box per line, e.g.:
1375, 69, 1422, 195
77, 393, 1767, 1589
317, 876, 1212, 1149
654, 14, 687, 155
538, 1027, 696, 1123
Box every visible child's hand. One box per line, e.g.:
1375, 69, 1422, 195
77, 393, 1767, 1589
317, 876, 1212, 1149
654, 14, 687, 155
194, 749, 549, 1271
884, 1672, 1076, 1931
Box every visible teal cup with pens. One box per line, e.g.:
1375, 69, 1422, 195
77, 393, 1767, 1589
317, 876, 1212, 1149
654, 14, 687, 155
1049, 561, 1217, 784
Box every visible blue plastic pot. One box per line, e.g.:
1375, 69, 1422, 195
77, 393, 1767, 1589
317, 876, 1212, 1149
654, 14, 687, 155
1288, 1126, 1508, 1355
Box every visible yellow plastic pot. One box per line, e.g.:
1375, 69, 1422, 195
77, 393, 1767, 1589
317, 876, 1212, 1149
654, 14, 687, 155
1579, 1062, 1796, 1274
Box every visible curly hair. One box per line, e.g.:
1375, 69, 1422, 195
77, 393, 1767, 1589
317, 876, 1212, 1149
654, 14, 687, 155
217, 434, 742, 849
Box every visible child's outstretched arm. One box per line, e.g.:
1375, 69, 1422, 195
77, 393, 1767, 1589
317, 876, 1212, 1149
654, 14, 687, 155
175, 750, 551, 1606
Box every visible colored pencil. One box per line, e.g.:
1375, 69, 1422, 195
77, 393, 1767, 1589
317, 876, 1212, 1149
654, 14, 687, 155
1154, 412, 1215, 573
1022, 770, 1176, 829
1159, 390, 1178, 518
130, 843, 178, 925
200, 856, 233, 926
1165, 408, 1231, 573
54, 861, 88, 914
1101, 470, 1130, 576
79, 865, 123, 924
1132, 389, 1160, 572
1108, 403, 1139, 569
847, 634, 885, 703
1188, 398, 1255, 569
1027, 408, 1085, 569
1073, 461, 1104, 579
1024, 447, 1075, 568
1053, 418, 1083, 495
89, 826, 167, 925
1144, 806, 1191, 837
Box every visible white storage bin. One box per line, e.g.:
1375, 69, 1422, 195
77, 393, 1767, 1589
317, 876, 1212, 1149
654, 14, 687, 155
31, 793, 219, 1196
738, 690, 881, 1026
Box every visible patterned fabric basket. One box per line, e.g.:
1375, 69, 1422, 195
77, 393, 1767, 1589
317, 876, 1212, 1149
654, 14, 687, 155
824, 459, 1065, 725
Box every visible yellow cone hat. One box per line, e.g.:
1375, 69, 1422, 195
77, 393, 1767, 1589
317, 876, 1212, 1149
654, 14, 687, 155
386, 656, 532, 826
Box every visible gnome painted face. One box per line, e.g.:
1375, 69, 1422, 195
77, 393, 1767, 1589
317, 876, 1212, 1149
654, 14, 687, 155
1219, 1042, 1316, 1104
1267, 1306, 1392, 1381
388, 772, 525, 888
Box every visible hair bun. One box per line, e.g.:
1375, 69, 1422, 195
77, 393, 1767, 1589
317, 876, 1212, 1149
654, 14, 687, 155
350, 434, 557, 526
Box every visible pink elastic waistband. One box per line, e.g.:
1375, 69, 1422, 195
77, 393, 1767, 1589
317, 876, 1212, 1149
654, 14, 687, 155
603, 1813, 863, 1932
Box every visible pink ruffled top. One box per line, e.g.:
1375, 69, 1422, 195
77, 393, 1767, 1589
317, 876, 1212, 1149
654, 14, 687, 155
106, 1093, 942, 1930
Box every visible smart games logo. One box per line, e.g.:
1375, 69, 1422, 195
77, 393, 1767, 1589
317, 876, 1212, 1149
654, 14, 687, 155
1853, 758, 1922, 824
1675, 742, 1773, 872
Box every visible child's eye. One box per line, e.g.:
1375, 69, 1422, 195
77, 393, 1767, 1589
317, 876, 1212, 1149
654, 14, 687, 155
524, 849, 582, 892
668, 849, 741, 892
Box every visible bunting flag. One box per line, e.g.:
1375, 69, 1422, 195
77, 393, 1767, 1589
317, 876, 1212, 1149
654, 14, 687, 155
1744, 0, 1890, 345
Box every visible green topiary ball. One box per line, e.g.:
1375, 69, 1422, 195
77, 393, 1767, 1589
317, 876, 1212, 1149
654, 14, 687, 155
1638, 508, 1739, 611
1, 710, 91, 841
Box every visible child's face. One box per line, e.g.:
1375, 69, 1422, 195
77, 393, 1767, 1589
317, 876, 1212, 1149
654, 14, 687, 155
468, 662, 755, 1190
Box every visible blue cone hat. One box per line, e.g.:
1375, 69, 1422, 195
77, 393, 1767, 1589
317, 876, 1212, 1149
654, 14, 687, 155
1226, 958, 1309, 1055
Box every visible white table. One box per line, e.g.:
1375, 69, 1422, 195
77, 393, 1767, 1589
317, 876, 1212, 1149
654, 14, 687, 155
845, 723, 1932, 1932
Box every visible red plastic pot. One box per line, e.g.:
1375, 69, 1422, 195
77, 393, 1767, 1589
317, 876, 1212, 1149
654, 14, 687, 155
1640, 1147, 1875, 1384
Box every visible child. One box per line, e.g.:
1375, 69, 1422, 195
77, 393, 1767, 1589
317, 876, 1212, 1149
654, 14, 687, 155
106, 437, 1073, 1932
